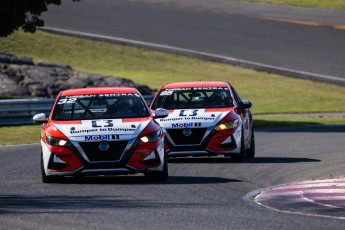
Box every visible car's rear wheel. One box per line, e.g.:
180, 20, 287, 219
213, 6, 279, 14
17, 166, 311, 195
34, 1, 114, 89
144, 156, 168, 182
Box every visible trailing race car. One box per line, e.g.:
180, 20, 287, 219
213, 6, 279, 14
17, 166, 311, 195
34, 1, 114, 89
33, 87, 169, 183
151, 81, 255, 161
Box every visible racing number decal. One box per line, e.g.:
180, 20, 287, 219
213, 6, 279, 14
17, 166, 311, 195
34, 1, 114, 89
92, 120, 114, 128
57, 98, 77, 104
179, 110, 198, 117
160, 90, 173, 96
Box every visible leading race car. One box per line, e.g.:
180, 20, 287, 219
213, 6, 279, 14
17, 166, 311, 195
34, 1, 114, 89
151, 81, 255, 161
33, 87, 169, 183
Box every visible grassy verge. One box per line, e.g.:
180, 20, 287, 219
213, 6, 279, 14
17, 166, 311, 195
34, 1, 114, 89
255, 115, 345, 128
0, 125, 41, 146
0, 31, 345, 145
241, 0, 345, 10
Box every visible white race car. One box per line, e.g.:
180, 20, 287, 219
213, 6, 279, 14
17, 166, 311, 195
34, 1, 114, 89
33, 87, 169, 182
151, 81, 255, 161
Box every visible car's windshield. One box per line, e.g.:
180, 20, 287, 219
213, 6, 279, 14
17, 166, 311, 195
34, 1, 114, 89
151, 87, 233, 109
52, 93, 150, 120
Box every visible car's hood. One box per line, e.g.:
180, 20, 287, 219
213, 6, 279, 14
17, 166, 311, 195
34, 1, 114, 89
156, 108, 231, 128
53, 118, 151, 142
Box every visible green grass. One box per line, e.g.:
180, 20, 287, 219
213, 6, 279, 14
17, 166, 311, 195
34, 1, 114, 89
255, 115, 345, 128
0, 125, 41, 145
0, 30, 345, 145
241, 0, 345, 10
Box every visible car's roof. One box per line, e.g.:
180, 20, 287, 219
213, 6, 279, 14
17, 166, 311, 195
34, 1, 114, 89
60, 87, 140, 96
161, 81, 229, 89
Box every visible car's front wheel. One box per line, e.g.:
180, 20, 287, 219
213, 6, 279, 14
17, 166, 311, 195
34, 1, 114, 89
41, 154, 61, 183
246, 130, 255, 159
231, 129, 246, 162
144, 156, 168, 182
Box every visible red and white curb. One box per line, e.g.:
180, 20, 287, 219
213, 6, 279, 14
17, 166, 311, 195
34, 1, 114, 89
250, 178, 345, 219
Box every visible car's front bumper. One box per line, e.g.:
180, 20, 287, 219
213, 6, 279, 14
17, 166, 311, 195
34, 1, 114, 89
41, 138, 166, 176
164, 125, 242, 157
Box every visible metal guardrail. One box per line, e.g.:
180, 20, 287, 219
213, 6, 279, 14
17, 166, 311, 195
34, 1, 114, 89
0, 98, 55, 126
0, 96, 154, 126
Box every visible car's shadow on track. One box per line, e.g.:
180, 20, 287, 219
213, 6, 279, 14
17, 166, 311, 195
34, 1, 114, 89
168, 157, 237, 164
245, 157, 320, 163
0, 193, 228, 214
52, 175, 242, 185
168, 156, 320, 164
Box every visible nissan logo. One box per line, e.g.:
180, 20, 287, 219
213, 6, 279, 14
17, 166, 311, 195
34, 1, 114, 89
99, 142, 110, 151
183, 128, 192, 137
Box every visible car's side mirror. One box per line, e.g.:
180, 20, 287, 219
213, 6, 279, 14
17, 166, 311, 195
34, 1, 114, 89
153, 108, 169, 119
33, 113, 48, 124
239, 100, 252, 109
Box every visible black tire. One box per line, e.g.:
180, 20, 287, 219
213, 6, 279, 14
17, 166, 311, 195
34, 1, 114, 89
231, 129, 246, 162
246, 130, 255, 159
41, 154, 60, 183
145, 156, 168, 182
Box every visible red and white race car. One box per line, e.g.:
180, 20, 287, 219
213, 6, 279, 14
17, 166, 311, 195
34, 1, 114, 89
33, 87, 169, 183
151, 81, 255, 161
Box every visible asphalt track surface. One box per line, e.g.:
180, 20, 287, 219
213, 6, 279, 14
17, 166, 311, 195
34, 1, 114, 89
41, 0, 345, 81
1, 125, 345, 229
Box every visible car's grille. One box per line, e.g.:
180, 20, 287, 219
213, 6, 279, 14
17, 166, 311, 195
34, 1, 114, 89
78, 141, 128, 162
166, 128, 207, 145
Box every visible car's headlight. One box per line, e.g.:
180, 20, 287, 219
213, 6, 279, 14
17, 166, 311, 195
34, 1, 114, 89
215, 119, 239, 130
138, 129, 163, 143
45, 134, 69, 146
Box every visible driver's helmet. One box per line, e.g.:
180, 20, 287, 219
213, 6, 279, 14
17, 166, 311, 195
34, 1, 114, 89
116, 99, 134, 114
208, 91, 226, 106
211, 91, 226, 100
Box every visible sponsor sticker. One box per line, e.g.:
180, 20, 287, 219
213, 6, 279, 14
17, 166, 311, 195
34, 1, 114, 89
84, 135, 120, 141
70, 128, 98, 134
65, 93, 140, 98
171, 123, 201, 128
159, 87, 228, 96
58, 94, 141, 104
